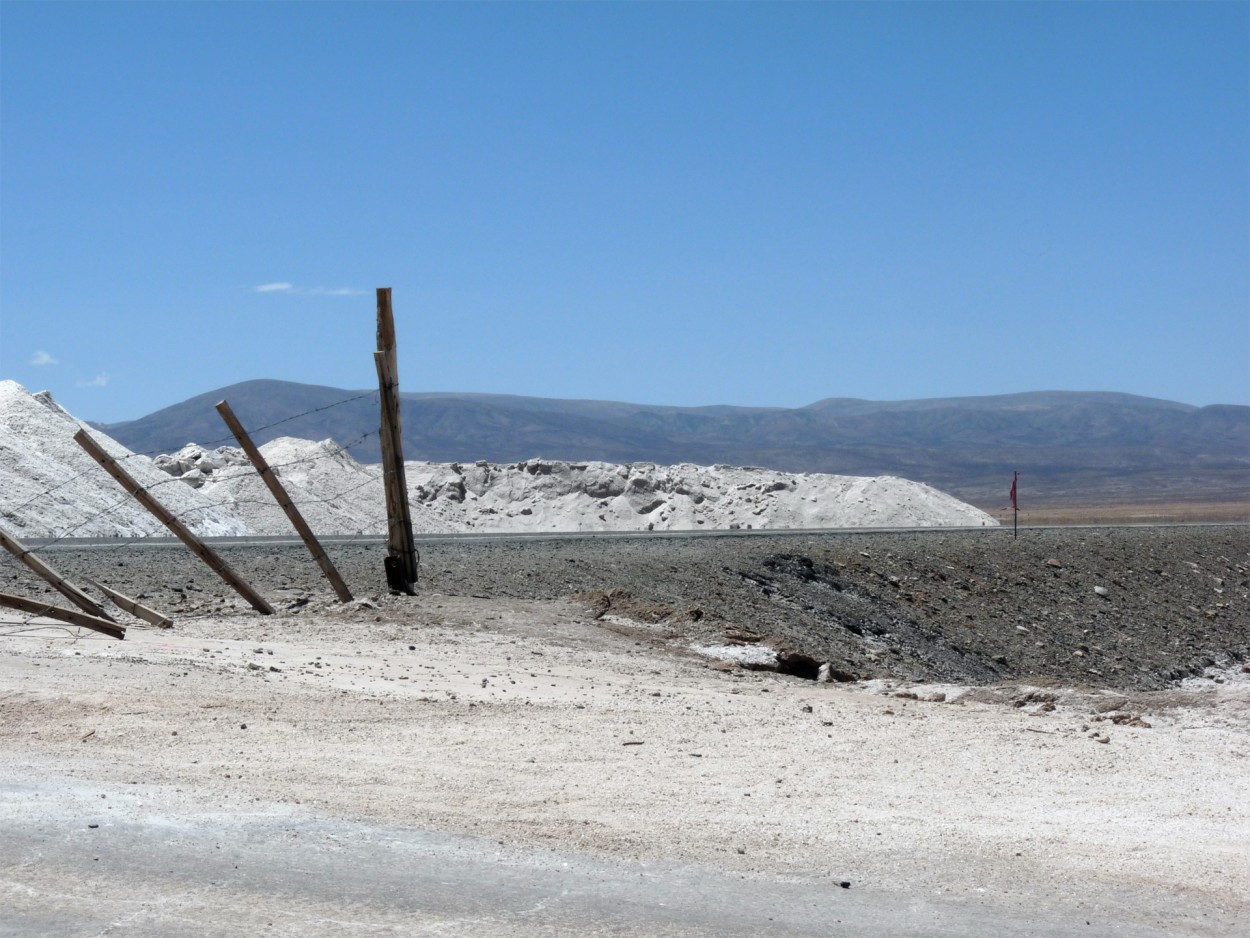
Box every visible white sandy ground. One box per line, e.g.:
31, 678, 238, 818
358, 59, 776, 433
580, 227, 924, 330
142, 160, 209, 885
0, 380, 996, 539
1, 596, 1247, 936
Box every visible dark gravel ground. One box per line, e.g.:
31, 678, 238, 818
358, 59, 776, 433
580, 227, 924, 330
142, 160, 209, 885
11, 525, 1249, 691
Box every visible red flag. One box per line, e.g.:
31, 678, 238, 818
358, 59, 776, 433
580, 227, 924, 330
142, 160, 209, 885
1010, 472, 1018, 511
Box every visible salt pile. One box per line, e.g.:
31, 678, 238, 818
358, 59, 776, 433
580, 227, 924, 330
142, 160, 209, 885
1, 381, 997, 537
0, 380, 246, 538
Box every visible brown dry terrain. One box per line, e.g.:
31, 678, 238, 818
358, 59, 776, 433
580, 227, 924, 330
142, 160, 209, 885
979, 500, 1249, 527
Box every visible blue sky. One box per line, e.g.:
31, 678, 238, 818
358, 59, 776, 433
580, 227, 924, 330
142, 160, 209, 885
2, 1, 1246, 423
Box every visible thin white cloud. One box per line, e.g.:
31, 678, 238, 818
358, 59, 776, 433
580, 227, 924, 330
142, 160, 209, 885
30, 350, 57, 366
307, 286, 368, 296
77, 374, 109, 388
253, 282, 365, 297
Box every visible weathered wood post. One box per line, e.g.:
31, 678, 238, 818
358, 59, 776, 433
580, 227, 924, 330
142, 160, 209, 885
84, 578, 172, 629
0, 592, 126, 639
375, 287, 419, 594
216, 399, 354, 602
72, 428, 275, 614
0, 524, 115, 622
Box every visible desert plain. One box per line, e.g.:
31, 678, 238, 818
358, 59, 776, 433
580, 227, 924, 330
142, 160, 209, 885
1, 526, 1247, 937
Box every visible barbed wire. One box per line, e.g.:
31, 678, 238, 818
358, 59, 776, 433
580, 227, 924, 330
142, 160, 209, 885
129, 389, 381, 458
0, 389, 423, 628
3, 389, 381, 520
6, 408, 384, 547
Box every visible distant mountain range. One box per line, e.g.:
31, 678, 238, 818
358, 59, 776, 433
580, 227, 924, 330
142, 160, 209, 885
94, 380, 1250, 512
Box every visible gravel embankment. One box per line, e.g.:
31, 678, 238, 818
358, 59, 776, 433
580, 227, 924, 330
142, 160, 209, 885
13, 525, 1247, 691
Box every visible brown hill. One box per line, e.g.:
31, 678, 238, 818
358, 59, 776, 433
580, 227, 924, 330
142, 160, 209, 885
96, 381, 1249, 517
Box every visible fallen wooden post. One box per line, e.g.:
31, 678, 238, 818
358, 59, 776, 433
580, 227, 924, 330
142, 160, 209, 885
84, 578, 173, 629
0, 592, 126, 639
0, 524, 115, 622
215, 399, 354, 602
72, 428, 275, 615
375, 287, 418, 594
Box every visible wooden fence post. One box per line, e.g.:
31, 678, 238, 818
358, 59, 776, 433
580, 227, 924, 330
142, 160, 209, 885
72, 429, 275, 615
0, 592, 125, 639
84, 578, 172, 629
215, 399, 354, 602
375, 287, 418, 594
0, 524, 115, 622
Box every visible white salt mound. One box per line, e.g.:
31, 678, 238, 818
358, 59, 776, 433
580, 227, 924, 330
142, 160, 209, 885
0, 380, 246, 538
0, 381, 997, 538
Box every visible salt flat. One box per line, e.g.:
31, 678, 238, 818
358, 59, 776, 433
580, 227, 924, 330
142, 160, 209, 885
1, 590, 1246, 936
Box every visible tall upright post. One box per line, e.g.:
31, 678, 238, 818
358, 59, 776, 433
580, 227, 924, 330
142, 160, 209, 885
1011, 470, 1019, 540
216, 399, 354, 602
375, 287, 419, 594
73, 429, 275, 615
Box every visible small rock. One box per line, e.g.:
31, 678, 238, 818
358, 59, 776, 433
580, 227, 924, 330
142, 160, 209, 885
839, 881, 851, 889
1045, 559, 1062, 569
87, 823, 99, 829
1094, 586, 1110, 598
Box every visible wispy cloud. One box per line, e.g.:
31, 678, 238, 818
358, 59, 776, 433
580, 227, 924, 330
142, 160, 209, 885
253, 282, 366, 297
30, 350, 57, 366
307, 286, 368, 296
77, 374, 109, 388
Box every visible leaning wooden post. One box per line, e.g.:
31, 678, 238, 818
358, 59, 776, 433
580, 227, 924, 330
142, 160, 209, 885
215, 399, 354, 602
84, 578, 173, 629
0, 524, 115, 622
375, 287, 418, 594
72, 429, 275, 615
0, 592, 125, 640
